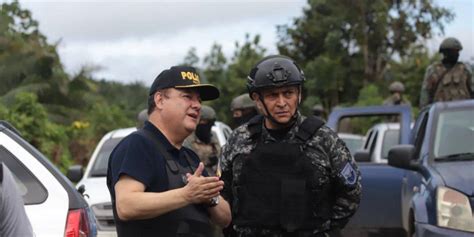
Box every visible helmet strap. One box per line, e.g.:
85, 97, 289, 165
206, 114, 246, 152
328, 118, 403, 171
257, 88, 300, 128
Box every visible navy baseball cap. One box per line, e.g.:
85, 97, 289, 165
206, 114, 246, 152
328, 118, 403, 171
149, 66, 220, 101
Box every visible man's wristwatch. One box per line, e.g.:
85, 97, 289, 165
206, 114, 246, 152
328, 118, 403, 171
208, 196, 219, 207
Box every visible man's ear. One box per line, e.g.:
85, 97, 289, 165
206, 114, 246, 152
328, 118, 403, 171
251, 92, 264, 112
154, 92, 164, 110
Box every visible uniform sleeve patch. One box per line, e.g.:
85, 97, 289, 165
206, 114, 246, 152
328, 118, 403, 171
341, 162, 357, 185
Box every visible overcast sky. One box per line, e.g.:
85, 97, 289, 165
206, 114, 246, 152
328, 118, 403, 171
11, 0, 474, 86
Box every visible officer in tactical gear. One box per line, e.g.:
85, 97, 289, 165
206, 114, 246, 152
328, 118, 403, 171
184, 105, 222, 176
230, 94, 259, 128
107, 66, 231, 237
383, 81, 411, 106
220, 55, 361, 237
420, 37, 473, 108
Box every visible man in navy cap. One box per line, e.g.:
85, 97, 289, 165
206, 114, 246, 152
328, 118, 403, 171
107, 66, 231, 237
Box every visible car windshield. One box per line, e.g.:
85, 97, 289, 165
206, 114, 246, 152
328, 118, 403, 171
434, 109, 474, 160
90, 137, 123, 177
341, 136, 364, 155
381, 129, 399, 160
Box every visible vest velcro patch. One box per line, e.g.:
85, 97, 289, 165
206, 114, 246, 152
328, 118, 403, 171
341, 162, 357, 185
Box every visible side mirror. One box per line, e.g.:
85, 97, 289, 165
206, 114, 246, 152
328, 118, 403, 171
354, 150, 371, 162
67, 165, 84, 183
388, 145, 418, 171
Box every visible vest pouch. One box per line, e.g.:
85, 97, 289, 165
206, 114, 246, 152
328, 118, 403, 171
452, 75, 460, 84
280, 178, 307, 232
237, 169, 281, 227
442, 77, 450, 86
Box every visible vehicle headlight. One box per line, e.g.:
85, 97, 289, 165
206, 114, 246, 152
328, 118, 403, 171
437, 187, 474, 232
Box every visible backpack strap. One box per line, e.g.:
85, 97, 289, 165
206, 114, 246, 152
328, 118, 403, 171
137, 129, 179, 173
295, 116, 325, 142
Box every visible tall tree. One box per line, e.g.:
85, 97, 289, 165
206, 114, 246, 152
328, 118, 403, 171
181, 47, 200, 67
277, 0, 453, 108
202, 35, 266, 124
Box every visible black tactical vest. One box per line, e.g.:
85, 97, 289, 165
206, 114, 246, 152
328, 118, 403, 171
233, 116, 331, 233
114, 130, 212, 237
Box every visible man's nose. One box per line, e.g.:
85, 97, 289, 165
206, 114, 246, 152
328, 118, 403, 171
276, 94, 286, 106
191, 97, 201, 110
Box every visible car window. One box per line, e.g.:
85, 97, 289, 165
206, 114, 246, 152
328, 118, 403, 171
364, 130, 374, 149
369, 131, 378, 157
381, 129, 400, 159
434, 109, 474, 158
343, 137, 364, 155
0, 146, 47, 204
90, 138, 123, 177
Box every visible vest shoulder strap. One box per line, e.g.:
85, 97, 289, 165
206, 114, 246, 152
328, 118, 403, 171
137, 129, 179, 173
295, 116, 325, 142
247, 115, 264, 139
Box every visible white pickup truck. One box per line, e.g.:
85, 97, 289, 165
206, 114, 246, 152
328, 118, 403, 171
353, 122, 402, 163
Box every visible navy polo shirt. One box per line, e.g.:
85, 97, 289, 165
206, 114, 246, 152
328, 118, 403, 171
107, 121, 205, 202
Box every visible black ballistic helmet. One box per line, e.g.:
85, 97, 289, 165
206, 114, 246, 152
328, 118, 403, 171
247, 55, 305, 95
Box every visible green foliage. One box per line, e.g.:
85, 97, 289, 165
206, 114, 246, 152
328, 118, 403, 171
277, 0, 453, 109
1, 0, 461, 174
355, 84, 384, 106
388, 45, 440, 108
351, 85, 384, 134
0, 1, 146, 172
3, 92, 71, 172
200, 35, 266, 124
86, 102, 134, 140
181, 47, 200, 67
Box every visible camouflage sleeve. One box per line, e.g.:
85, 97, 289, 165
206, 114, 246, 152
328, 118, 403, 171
182, 136, 192, 150
420, 65, 434, 108
219, 136, 236, 204
325, 128, 362, 229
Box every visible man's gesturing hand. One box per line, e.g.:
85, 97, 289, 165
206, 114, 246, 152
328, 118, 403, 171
183, 162, 224, 204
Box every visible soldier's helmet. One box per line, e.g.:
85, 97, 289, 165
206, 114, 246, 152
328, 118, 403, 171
231, 94, 256, 111
312, 104, 324, 113
389, 81, 405, 93
137, 109, 148, 129
247, 55, 305, 95
439, 37, 463, 52
200, 105, 216, 121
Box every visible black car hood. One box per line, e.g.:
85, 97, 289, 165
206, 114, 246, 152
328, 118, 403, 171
434, 161, 474, 196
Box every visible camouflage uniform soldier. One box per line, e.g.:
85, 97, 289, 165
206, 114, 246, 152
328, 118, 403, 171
220, 55, 362, 237
230, 94, 259, 128
420, 37, 473, 108
383, 81, 411, 106
184, 105, 221, 175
